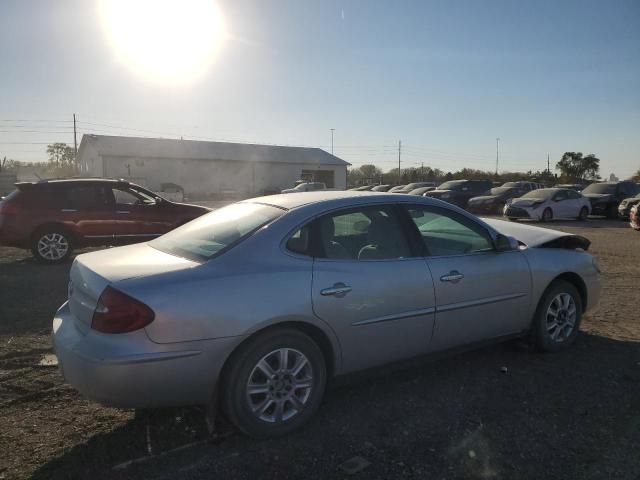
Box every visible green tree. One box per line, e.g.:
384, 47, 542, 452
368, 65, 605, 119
359, 164, 382, 181
555, 152, 600, 183
46, 143, 75, 167
631, 168, 640, 182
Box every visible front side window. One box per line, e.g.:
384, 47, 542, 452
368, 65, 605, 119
315, 206, 411, 260
407, 206, 494, 256
568, 190, 582, 199
151, 202, 284, 261
113, 187, 156, 205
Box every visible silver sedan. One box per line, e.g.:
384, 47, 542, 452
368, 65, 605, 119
53, 191, 601, 437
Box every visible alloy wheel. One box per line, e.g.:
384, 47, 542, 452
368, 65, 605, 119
246, 348, 313, 423
546, 293, 577, 342
37, 233, 69, 261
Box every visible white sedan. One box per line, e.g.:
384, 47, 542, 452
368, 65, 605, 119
504, 188, 591, 222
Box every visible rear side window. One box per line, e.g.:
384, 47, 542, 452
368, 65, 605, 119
553, 190, 569, 201
315, 206, 411, 260
65, 185, 109, 210
286, 225, 311, 256
151, 202, 284, 261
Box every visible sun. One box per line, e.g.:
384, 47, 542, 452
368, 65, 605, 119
99, 0, 225, 85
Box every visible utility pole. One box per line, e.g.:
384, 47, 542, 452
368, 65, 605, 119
547, 153, 550, 173
73, 113, 78, 168
330, 128, 335, 155
495, 137, 500, 175
421, 162, 424, 180
398, 140, 402, 184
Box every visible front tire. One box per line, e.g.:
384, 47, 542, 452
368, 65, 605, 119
31, 228, 73, 264
577, 206, 589, 221
531, 280, 582, 352
541, 208, 553, 223
221, 329, 327, 438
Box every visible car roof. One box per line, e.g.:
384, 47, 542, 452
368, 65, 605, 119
17, 177, 128, 186
243, 190, 445, 210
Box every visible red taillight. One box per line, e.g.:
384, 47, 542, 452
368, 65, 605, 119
91, 286, 155, 334
0, 202, 21, 215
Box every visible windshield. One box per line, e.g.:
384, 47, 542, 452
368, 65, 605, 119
490, 187, 515, 195
151, 202, 284, 261
582, 183, 616, 195
521, 189, 555, 199
438, 181, 465, 190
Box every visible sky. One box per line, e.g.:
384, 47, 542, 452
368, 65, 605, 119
0, 0, 638, 178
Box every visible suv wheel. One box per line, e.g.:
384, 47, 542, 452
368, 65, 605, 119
31, 228, 73, 264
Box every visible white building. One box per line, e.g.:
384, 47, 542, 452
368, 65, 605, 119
77, 135, 349, 197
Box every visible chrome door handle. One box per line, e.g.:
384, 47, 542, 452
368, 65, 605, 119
116, 210, 130, 214
440, 271, 464, 283
320, 283, 352, 297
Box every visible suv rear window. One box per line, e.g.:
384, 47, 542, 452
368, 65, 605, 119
151, 202, 284, 261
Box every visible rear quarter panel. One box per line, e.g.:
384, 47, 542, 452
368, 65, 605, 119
115, 229, 341, 369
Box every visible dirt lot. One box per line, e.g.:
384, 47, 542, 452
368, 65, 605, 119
1, 219, 639, 480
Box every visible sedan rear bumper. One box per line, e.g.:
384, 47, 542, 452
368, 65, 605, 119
52, 302, 241, 408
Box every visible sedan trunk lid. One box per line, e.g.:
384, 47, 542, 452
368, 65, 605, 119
68, 243, 198, 332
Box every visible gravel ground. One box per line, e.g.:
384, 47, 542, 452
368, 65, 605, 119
0, 218, 639, 480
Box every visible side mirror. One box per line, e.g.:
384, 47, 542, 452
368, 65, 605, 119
495, 233, 519, 252
154, 196, 164, 205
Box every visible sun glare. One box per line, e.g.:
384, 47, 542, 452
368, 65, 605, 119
99, 0, 225, 85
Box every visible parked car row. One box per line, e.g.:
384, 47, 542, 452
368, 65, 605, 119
350, 180, 640, 224
2, 178, 639, 264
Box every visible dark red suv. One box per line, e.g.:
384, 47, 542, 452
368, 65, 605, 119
0, 178, 209, 263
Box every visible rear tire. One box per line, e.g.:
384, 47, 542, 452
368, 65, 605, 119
541, 208, 553, 223
531, 280, 582, 352
31, 227, 73, 264
577, 207, 589, 221
221, 328, 327, 438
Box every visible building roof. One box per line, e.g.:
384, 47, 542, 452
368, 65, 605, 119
79, 135, 350, 166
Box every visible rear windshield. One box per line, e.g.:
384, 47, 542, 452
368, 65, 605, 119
150, 202, 284, 261
582, 183, 616, 195
489, 187, 515, 195
438, 181, 465, 190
